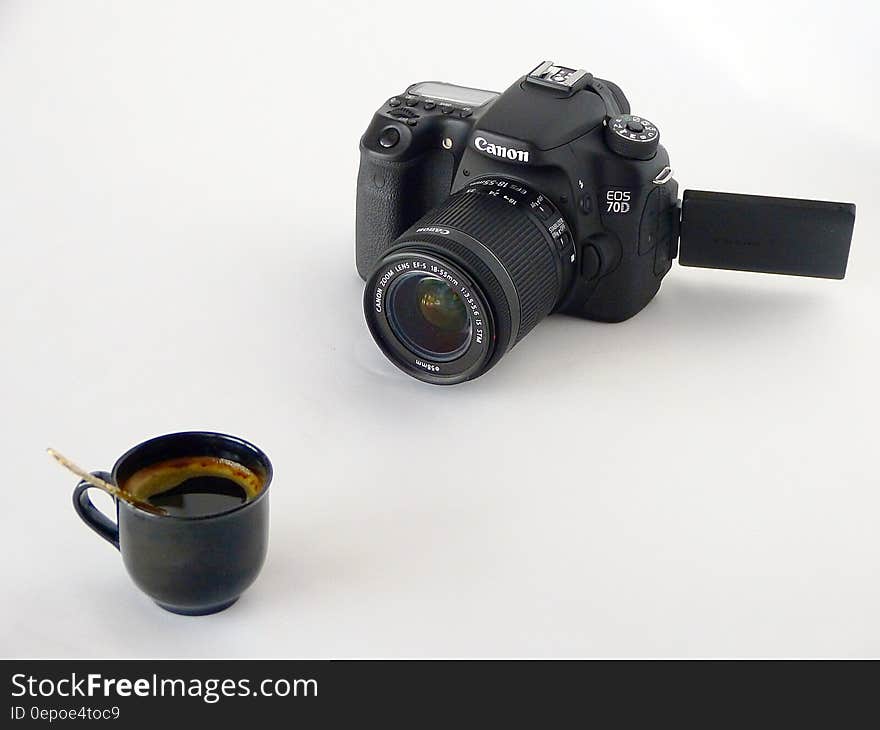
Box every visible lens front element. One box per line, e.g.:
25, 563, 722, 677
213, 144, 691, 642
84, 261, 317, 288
388, 273, 472, 361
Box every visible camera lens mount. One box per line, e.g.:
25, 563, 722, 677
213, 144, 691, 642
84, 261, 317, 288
364, 178, 575, 384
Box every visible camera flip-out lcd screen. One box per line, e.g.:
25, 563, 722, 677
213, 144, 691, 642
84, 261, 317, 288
679, 190, 855, 279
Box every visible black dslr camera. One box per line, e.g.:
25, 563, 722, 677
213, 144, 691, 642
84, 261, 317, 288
356, 62, 855, 384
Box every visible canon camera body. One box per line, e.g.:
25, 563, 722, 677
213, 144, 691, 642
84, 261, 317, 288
356, 62, 855, 384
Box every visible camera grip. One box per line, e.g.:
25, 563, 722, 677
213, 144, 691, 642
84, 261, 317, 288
355, 144, 455, 279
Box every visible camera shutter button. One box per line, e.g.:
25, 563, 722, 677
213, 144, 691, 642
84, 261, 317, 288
378, 127, 400, 149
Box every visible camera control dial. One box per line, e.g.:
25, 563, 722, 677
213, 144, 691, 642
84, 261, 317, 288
605, 114, 659, 160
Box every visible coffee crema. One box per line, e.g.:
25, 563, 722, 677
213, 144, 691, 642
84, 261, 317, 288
121, 456, 265, 517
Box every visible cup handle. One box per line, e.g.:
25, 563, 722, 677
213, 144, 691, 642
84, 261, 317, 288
72, 471, 120, 550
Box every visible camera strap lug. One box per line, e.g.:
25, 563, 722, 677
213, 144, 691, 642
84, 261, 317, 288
653, 166, 674, 185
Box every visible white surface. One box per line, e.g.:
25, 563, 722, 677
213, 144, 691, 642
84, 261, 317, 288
1, 0, 878, 658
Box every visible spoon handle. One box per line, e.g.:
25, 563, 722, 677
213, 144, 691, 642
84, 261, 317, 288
48, 448, 167, 516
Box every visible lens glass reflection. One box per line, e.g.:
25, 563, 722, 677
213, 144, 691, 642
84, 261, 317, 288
387, 273, 471, 361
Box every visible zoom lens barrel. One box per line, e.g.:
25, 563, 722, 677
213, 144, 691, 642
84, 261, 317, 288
364, 178, 575, 384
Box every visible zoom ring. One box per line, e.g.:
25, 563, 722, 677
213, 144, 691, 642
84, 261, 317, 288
399, 179, 567, 348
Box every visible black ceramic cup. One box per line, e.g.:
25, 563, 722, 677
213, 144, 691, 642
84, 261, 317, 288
72, 431, 272, 615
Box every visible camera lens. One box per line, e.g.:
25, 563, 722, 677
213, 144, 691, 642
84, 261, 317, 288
364, 178, 575, 384
387, 273, 472, 361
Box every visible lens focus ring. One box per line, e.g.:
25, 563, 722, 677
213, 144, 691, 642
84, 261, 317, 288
401, 179, 569, 345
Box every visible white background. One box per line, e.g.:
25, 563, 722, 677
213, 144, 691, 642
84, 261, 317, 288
2, 0, 878, 658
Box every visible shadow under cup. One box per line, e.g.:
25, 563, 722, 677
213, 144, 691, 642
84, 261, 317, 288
73, 432, 272, 616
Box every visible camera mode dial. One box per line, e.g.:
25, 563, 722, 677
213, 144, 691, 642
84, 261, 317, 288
605, 115, 659, 160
